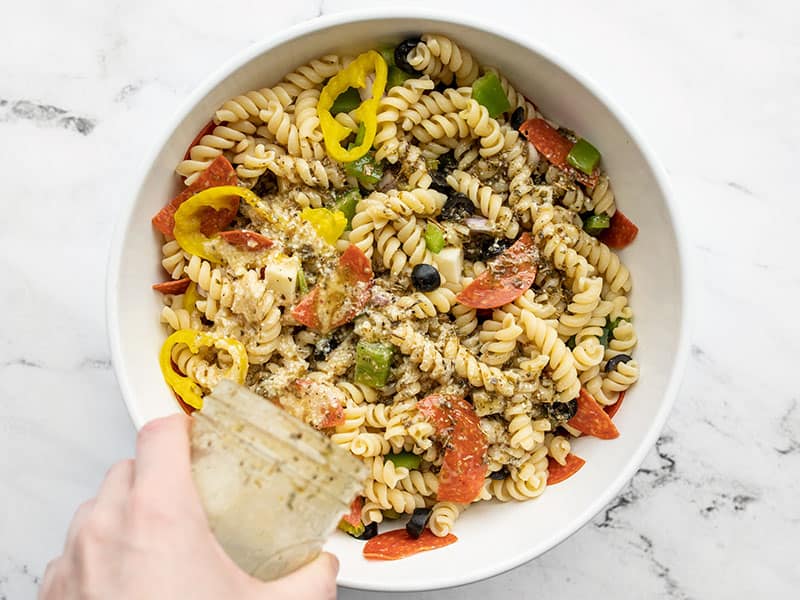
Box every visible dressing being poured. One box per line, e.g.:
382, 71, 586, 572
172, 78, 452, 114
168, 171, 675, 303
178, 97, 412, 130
191, 380, 368, 581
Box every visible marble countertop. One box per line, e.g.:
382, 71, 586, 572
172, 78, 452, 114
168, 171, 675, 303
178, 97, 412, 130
1, 0, 798, 597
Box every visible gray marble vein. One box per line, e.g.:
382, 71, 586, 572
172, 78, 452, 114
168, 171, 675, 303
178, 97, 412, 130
0, 99, 96, 135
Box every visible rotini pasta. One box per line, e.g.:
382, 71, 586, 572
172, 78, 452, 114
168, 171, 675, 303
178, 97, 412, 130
154, 35, 641, 548
374, 77, 435, 162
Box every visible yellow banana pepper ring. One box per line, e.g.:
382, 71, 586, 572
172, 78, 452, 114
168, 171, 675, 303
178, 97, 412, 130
318, 50, 388, 163
158, 329, 249, 410
173, 185, 264, 261
301, 207, 347, 245
182, 282, 199, 312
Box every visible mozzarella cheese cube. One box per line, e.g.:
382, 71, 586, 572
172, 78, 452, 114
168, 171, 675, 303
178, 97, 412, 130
265, 256, 300, 304
434, 247, 463, 285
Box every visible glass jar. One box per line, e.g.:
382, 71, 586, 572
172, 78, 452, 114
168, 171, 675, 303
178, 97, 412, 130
191, 379, 367, 581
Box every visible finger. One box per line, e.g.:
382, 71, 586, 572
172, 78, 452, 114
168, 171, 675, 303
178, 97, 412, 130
134, 414, 195, 503
38, 559, 65, 600
64, 499, 96, 551
95, 459, 135, 511
263, 552, 339, 600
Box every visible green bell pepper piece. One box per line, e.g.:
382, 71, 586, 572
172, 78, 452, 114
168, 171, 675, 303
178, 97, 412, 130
378, 44, 396, 67
583, 213, 611, 236
387, 65, 409, 89
567, 138, 601, 175
600, 317, 626, 347
345, 151, 384, 187
424, 223, 445, 253
471, 71, 511, 118
353, 122, 367, 147
355, 341, 394, 387
338, 518, 365, 537
297, 267, 308, 295
333, 189, 361, 230
386, 451, 422, 470
331, 87, 362, 116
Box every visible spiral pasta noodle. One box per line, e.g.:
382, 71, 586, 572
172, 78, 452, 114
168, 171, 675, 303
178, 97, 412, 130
396, 287, 457, 319
161, 240, 190, 280
331, 402, 367, 449
177, 121, 256, 185
374, 77, 434, 162
362, 480, 425, 514
400, 88, 470, 130
459, 98, 504, 157
517, 309, 580, 401
417, 34, 480, 86
365, 455, 410, 488
351, 432, 391, 457
154, 36, 642, 542
429, 501, 464, 537
479, 313, 523, 366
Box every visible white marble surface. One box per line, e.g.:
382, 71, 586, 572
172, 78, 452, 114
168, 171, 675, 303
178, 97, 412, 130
1, 0, 798, 597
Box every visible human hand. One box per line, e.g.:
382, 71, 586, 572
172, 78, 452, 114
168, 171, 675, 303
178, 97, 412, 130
40, 414, 339, 600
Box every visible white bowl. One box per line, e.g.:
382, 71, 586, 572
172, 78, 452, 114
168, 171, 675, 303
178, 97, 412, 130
107, 8, 690, 592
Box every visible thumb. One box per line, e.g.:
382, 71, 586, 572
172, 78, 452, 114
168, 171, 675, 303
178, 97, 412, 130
260, 552, 339, 600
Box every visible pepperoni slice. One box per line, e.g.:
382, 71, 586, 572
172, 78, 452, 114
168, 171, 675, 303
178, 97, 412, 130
567, 388, 620, 440
292, 245, 373, 333
417, 395, 488, 503
546, 453, 586, 485
363, 529, 457, 560
152, 156, 238, 236
183, 120, 216, 161
218, 230, 274, 251
198, 205, 240, 238
519, 119, 598, 187
342, 496, 363, 528
604, 391, 625, 419
598, 210, 639, 249
152, 277, 191, 295
455, 233, 538, 310
520, 119, 572, 166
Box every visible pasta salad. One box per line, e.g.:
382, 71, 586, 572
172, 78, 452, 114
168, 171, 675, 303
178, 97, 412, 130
152, 34, 640, 561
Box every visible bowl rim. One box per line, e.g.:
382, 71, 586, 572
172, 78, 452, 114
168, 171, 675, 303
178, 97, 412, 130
107, 7, 692, 591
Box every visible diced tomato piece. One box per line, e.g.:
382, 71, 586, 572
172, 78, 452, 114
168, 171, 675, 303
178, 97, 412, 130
519, 119, 598, 186
363, 529, 457, 560
152, 277, 191, 295
338, 244, 373, 285
604, 391, 625, 419
567, 388, 620, 440
547, 453, 586, 485
318, 404, 345, 429
290, 379, 346, 429
292, 245, 373, 333
151, 156, 238, 236
418, 395, 488, 503
218, 230, 274, 251
598, 211, 639, 249
456, 233, 538, 310
183, 120, 216, 161
342, 496, 363, 528
292, 289, 323, 330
